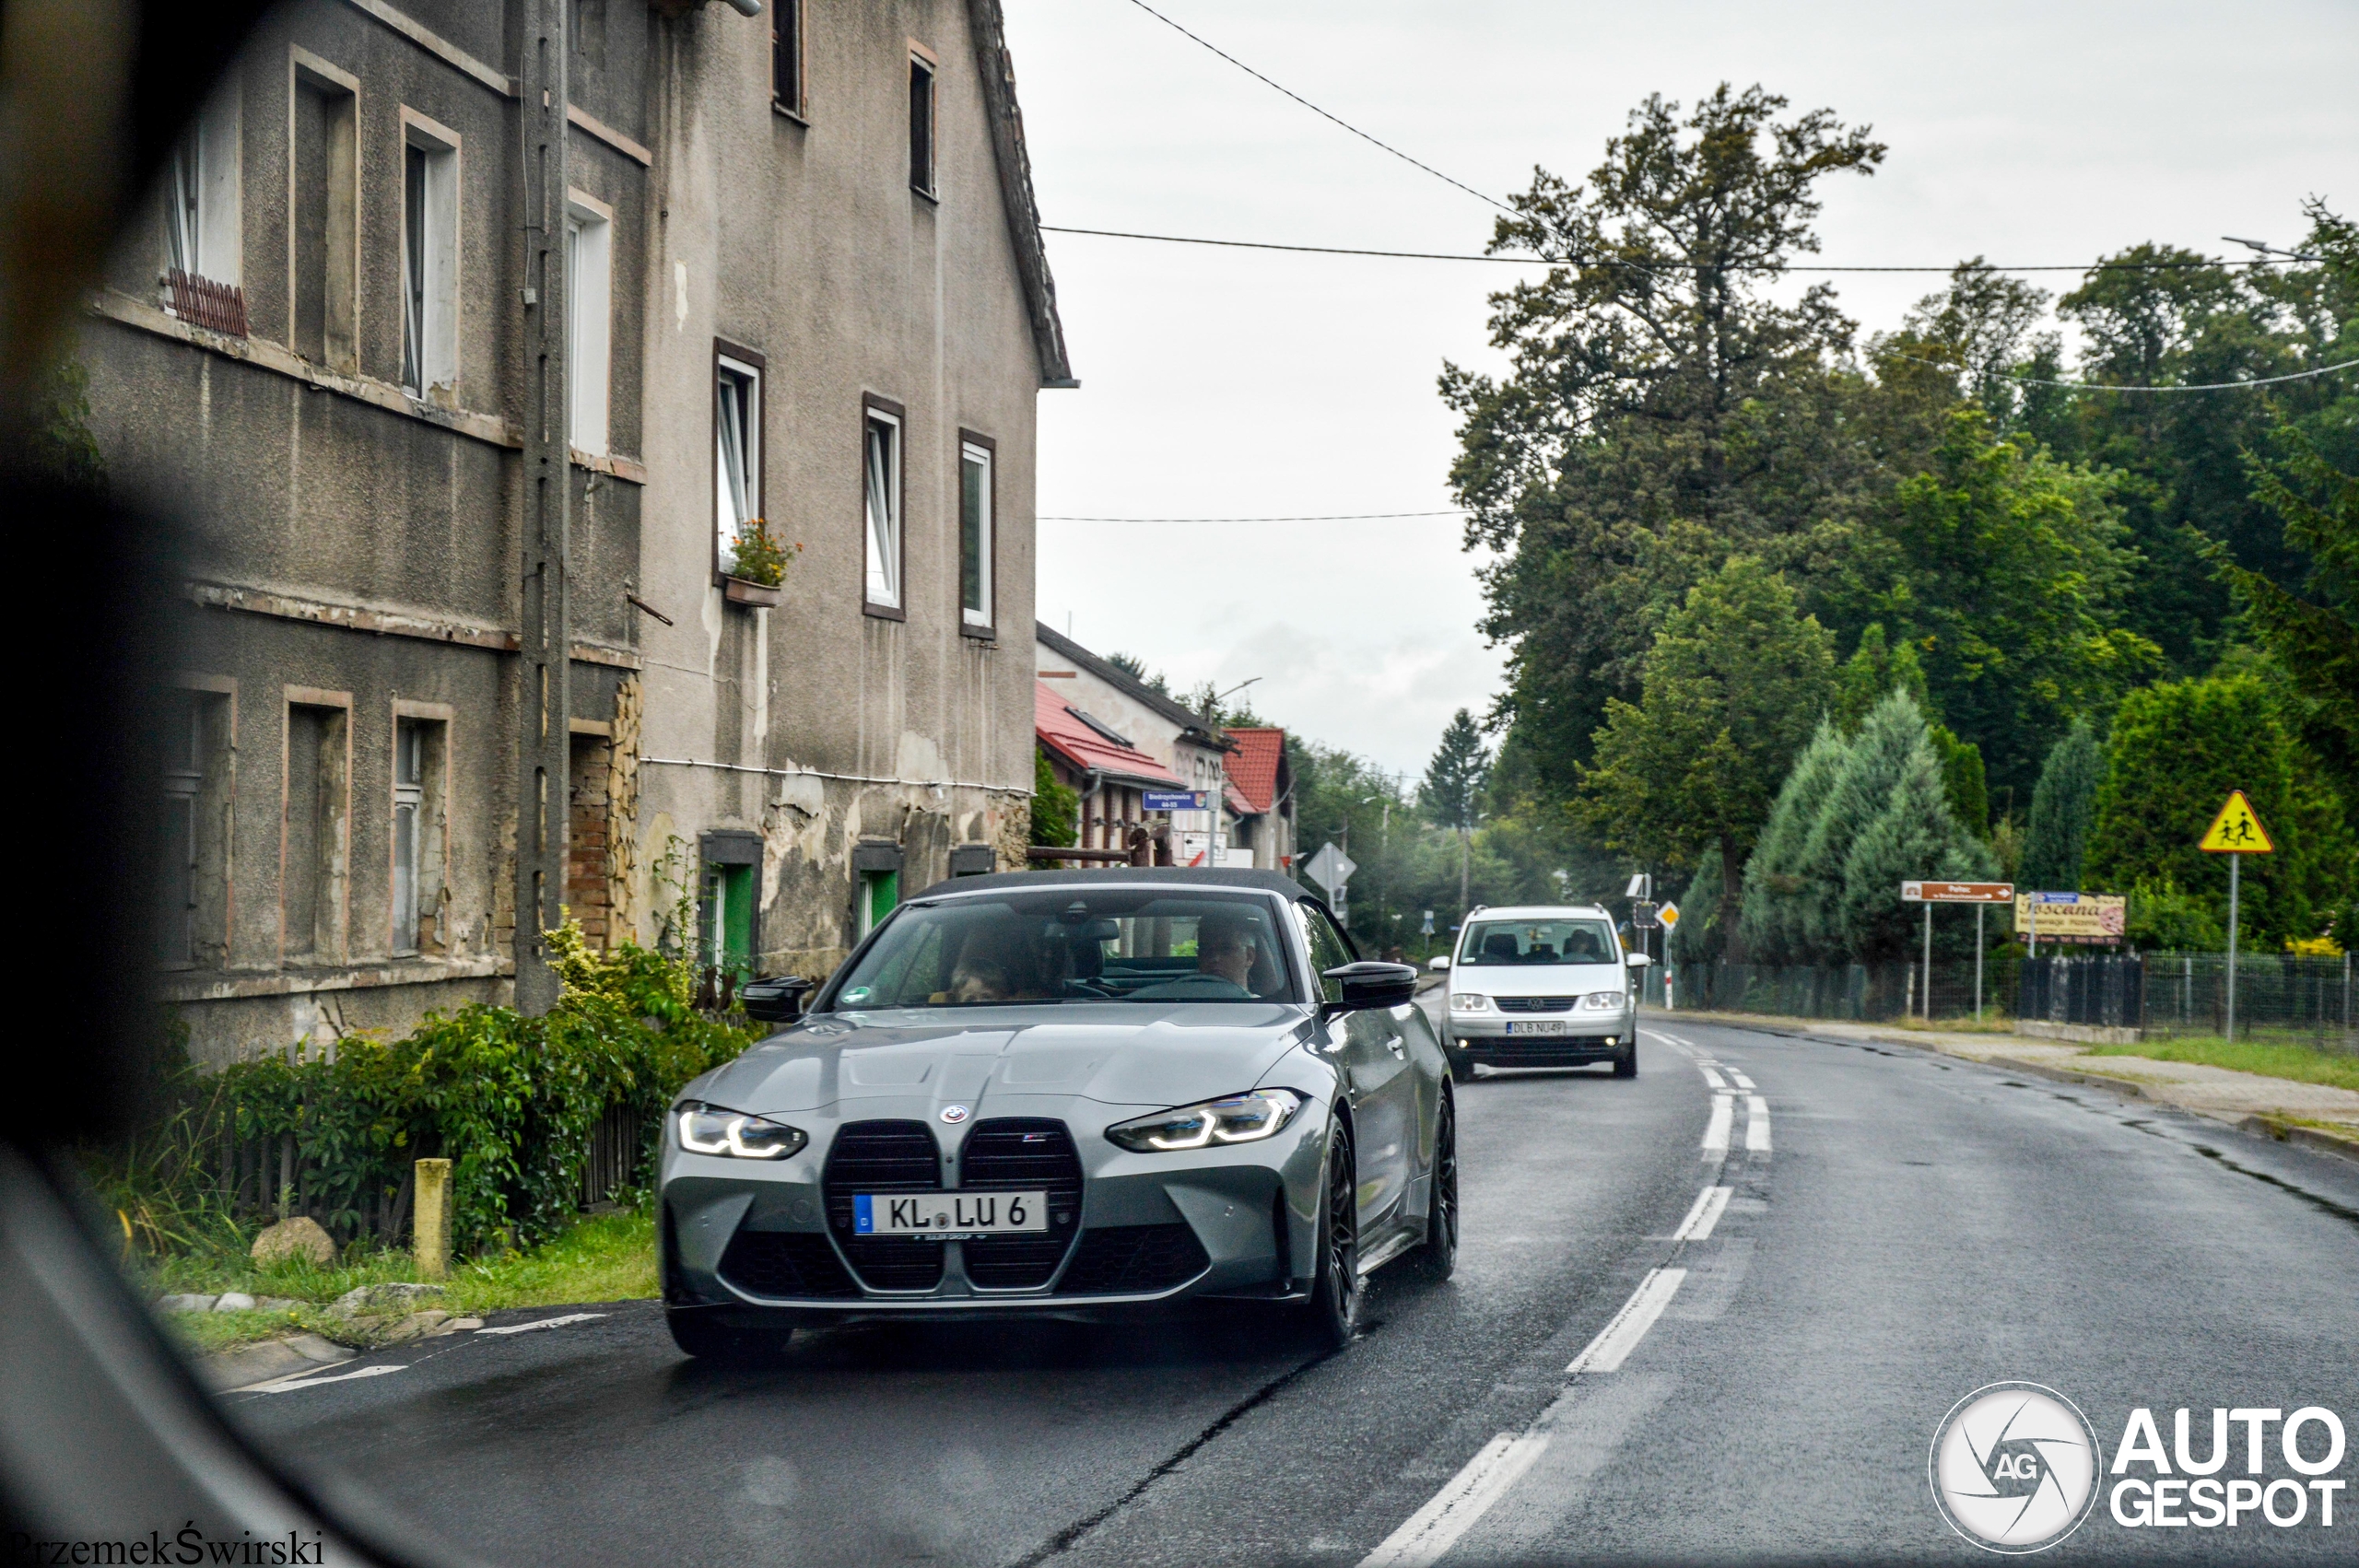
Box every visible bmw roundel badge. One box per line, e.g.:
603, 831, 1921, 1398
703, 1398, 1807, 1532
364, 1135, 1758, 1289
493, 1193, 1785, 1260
940, 1105, 969, 1123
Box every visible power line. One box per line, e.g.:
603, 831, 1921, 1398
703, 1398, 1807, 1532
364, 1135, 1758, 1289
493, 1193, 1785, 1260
1041, 509, 1467, 522
1119, 0, 1513, 215
1039, 224, 2309, 275
1893, 352, 2359, 392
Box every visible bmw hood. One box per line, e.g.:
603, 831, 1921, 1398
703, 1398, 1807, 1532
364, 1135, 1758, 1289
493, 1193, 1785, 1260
688, 1002, 1317, 1117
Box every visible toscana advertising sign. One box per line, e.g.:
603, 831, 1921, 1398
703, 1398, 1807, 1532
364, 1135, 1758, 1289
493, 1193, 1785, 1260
2012, 892, 2126, 945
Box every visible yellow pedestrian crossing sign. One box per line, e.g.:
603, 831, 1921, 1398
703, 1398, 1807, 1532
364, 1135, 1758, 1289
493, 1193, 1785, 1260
2198, 790, 2273, 854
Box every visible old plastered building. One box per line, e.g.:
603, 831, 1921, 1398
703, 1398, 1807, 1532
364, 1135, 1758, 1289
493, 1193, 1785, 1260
83, 0, 1065, 1061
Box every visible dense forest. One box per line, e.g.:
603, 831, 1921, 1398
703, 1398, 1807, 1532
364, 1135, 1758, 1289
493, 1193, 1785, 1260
1271, 86, 2354, 963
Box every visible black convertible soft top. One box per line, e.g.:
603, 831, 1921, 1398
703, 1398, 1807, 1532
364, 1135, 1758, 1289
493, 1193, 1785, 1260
912, 865, 1314, 903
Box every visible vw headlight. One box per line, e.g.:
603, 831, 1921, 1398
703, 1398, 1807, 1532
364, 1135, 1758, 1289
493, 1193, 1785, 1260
675, 1101, 808, 1160
1106, 1089, 1305, 1153
1579, 989, 1627, 1012
1449, 993, 1493, 1013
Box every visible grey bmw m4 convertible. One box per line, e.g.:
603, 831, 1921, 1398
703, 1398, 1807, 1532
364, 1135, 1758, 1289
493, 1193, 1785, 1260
659, 868, 1458, 1357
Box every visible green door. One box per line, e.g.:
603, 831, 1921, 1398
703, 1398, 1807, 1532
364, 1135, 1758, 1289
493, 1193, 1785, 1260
861, 869, 899, 935
702, 861, 757, 981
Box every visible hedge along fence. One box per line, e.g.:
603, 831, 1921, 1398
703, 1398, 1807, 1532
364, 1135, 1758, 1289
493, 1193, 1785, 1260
87, 924, 756, 1262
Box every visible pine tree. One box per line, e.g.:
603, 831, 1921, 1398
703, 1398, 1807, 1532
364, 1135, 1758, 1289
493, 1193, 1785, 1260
1928, 724, 1989, 836
1739, 720, 1848, 964
1831, 625, 1929, 734
1838, 732, 1994, 961
1791, 691, 1926, 958
2020, 720, 2102, 892
1421, 710, 1491, 909
1670, 849, 1723, 965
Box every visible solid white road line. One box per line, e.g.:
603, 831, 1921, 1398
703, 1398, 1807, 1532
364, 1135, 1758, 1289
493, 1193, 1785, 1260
1701, 1093, 1733, 1156
1745, 1094, 1772, 1153
1567, 1268, 1688, 1374
1355, 1432, 1553, 1568
1697, 1065, 1730, 1091
1669, 1185, 1732, 1242
475, 1312, 608, 1336
252, 1363, 406, 1394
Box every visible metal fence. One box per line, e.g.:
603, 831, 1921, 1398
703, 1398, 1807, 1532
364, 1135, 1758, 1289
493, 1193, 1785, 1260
1660, 949, 2354, 1051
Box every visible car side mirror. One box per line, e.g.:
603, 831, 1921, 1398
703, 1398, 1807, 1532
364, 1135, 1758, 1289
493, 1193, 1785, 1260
1321, 960, 1418, 1018
1625, 952, 1654, 968
739, 974, 814, 1023
1428, 955, 1451, 972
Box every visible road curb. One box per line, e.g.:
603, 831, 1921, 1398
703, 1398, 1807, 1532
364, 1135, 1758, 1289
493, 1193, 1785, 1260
2234, 1115, 2359, 1165
198, 1330, 352, 1392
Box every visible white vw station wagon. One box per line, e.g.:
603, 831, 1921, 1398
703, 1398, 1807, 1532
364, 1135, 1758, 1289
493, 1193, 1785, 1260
1433, 905, 1650, 1080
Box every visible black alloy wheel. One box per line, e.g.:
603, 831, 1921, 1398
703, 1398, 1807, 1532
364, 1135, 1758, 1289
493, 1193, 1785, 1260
1409, 1092, 1459, 1281
666, 1308, 791, 1363
1294, 1118, 1361, 1350
1612, 1036, 1637, 1079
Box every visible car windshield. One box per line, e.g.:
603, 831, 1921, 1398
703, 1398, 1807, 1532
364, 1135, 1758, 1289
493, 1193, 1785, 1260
827, 889, 1299, 1008
1460, 918, 1618, 966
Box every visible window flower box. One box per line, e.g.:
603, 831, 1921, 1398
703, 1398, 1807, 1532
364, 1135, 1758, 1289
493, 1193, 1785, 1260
722, 575, 782, 608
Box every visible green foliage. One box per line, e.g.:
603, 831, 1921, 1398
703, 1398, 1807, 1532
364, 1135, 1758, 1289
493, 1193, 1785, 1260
26, 353, 106, 492
1837, 731, 1994, 961
722, 516, 801, 586
1788, 690, 1931, 958
2020, 720, 2103, 892
1831, 625, 1928, 734
1029, 745, 1079, 848
1105, 651, 1171, 696
1738, 720, 1847, 964
1576, 559, 1836, 888
1927, 724, 1989, 836
1669, 849, 1724, 965
1419, 709, 1491, 831
88, 930, 753, 1263
2220, 427, 2359, 780
2085, 674, 2354, 948
2124, 875, 2225, 951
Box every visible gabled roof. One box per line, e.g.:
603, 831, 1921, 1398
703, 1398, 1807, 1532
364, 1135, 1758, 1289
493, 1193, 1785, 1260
966, 1, 1074, 387
1036, 681, 1184, 789
1224, 727, 1287, 815
1035, 622, 1229, 747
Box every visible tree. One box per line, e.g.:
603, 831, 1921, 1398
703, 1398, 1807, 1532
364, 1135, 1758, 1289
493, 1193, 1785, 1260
1830, 623, 1928, 734
1576, 558, 1837, 957
2219, 423, 2359, 783
1790, 690, 1926, 958
2085, 673, 2353, 949
1927, 724, 1989, 837
1106, 651, 1171, 696
1739, 720, 1848, 964
1443, 86, 1884, 811
2019, 720, 2102, 892
1028, 746, 1077, 848
1837, 732, 1992, 962
1880, 259, 2059, 430
1421, 709, 1491, 909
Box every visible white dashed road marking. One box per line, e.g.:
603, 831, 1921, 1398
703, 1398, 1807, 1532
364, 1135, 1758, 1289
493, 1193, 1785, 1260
1697, 1065, 1730, 1091
1745, 1094, 1772, 1153
1566, 1268, 1688, 1374
252, 1363, 406, 1394
1728, 1070, 1755, 1090
475, 1312, 608, 1336
1670, 1185, 1732, 1242
1701, 1094, 1733, 1156
1354, 1432, 1552, 1568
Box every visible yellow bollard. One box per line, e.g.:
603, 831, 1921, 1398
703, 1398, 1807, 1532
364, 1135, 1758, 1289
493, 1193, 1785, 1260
413, 1158, 452, 1281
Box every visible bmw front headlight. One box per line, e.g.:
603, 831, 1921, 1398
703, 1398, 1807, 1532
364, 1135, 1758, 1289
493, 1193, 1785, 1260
675, 1101, 809, 1160
1579, 990, 1628, 1012
1449, 992, 1493, 1013
1106, 1089, 1305, 1153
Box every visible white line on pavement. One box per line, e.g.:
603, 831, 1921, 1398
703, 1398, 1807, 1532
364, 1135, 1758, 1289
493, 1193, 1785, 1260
1745, 1094, 1772, 1153
1698, 1065, 1730, 1091
1354, 1432, 1552, 1568
1670, 1186, 1732, 1242
1567, 1268, 1688, 1374
475, 1312, 608, 1336
1701, 1093, 1733, 1157
1727, 1070, 1755, 1090
1638, 1029, 1695, 1059
252, 1363, 406, 1394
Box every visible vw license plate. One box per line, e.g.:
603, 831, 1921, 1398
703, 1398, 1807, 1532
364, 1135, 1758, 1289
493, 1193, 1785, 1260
854, 1191, 1048, 1237
1504, 1020, 1571, 1036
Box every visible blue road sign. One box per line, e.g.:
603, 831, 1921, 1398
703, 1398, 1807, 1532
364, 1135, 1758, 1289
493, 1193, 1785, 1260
1143, 790, 1207, 812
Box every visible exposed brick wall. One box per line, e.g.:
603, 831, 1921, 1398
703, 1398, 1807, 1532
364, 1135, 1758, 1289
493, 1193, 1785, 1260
568, 733, 614, 947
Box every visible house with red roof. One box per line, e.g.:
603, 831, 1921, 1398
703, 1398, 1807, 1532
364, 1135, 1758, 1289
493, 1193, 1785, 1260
1222, 727, 1297, 872
1035, 681, 1187, 861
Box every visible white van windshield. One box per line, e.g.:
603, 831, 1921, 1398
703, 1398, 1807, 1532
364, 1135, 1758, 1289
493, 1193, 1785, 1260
1460, 918, 1618, 966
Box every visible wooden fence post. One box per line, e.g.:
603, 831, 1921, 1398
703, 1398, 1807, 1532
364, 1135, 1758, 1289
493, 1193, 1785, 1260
414, 1158, 452, 1281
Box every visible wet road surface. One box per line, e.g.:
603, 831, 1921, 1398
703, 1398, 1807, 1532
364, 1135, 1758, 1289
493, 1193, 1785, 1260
225, 1015, 2359, 1566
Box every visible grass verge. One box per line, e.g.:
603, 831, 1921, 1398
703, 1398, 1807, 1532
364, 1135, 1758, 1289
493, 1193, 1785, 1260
147, 1206, 659, 1355
2082, 1036, 2359, 1093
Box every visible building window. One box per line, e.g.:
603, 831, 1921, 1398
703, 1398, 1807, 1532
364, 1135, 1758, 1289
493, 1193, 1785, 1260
291, 63, 357, 370
284, 700, 350, 964
390, 716, 448, 955
863, 399, 905, 614
400, 116, 459, 398
698, 833, 764, 989
908, 51, 935, 196
165, 88, 241, 287
959, 434, 994, 631
772, 0, 804, 116
859, 869, 899, 937
714, 347, 764, 579
566, 194, 613, 455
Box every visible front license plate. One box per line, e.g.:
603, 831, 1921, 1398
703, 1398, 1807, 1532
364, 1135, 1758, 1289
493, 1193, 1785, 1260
1504, 1020, 1572, 1036
854, 1191, 1049, 1237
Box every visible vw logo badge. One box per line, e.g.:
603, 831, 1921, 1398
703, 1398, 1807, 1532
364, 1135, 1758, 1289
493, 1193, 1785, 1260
940, 1105, 969, 1124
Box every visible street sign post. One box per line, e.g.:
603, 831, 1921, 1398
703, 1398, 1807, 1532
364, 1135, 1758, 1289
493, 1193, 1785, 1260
1302, 842, 1356, 917
1901, 882, 2014, 1022
1142, 790, 1208, 813
2199, 790, 2275, 1043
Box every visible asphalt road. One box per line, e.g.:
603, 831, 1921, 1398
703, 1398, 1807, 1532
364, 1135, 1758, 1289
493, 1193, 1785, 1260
224, 1013, 2359, 1566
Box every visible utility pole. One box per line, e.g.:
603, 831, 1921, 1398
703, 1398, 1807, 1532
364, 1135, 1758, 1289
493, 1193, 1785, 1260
513, 0, 570, 1014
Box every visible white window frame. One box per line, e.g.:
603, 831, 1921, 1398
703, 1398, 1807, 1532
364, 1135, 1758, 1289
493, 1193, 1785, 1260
959, 438, 993, 629
908, 44, 937, 197
399, 111, 460, 399
565, 190, 614, 457
391, 719, 425, 954
863, 403, 904, 612
715, 351, 763, 579
167, 86, 242, 285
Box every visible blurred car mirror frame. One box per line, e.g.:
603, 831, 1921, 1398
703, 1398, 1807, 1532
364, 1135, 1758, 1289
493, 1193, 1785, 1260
1321, 960, 1419, 1018
737, 974, 814, 1023
1427, 955, 1451, 971
1626, 952, 1655, 968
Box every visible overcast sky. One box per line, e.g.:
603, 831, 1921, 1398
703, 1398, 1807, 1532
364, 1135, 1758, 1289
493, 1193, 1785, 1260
1001, 0, 2357, 780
